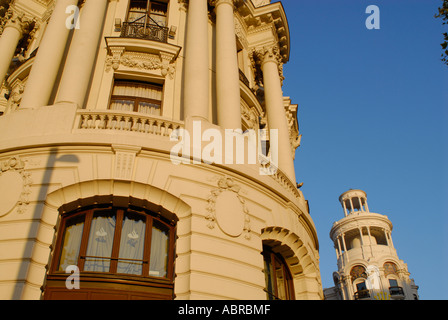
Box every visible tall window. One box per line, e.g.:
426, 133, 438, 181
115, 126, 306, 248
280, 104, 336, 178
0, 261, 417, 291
109, 80, 163, 115
262, 246, 295, 300
122, 1, 169, 42
53, 205, 175, 280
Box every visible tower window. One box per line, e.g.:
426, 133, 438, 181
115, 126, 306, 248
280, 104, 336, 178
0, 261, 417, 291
262, 246, 295, 300
109, 80, 163, 115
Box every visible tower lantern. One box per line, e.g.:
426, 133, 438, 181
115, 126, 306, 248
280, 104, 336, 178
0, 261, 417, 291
324, 189, 420, 300
339, 189, 370, 216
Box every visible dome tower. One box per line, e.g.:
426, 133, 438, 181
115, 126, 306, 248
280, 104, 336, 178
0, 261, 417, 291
325, 190, 419, 300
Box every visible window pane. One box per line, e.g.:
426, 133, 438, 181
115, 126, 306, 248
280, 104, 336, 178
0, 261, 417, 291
138, 101, 161, 115
128, 0, 148, 22
263, 255, 276, 300
84, 211, 116, 272
58, 215, 85, 271
357, 281, 367, 291
389, 279, 398, 287
149, 220, 169, 278
110, 99, 134, 112
275, 257, 288, 300
117, 212, 146, 275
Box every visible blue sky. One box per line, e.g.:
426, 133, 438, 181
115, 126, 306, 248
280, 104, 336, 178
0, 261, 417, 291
278, 0, 448, 300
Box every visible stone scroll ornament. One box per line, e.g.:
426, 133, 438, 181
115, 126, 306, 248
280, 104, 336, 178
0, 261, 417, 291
206, 177, 251, 240
0, 156, 32, 217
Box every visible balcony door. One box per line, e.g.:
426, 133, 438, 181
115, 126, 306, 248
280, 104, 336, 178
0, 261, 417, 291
128, 0, 168, 27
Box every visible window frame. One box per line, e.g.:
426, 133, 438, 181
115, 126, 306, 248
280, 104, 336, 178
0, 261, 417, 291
50, 204, 176, 282
126, 0, 169, 26
109, 79, 164, 115
262, 246, 295, 300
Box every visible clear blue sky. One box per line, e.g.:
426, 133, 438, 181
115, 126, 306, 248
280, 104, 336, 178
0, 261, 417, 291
278, 0, 448, 300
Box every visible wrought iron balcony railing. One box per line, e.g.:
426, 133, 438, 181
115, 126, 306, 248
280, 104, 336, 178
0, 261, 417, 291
121, 22, 169, 43
389, 286, 405, 297
239, 69, 250, 88
354, 289, 371, 300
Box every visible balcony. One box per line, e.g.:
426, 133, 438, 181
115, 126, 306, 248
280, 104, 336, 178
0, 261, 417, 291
121, 22, 169, 43
75, 110, 184, 138
389, 286, 405, 299
354, 289, 371, 300
239, 69, 250, 88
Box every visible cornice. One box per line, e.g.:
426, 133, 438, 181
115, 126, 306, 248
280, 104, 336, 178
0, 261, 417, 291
234, 0, 290, 63
330, 212, 393, 240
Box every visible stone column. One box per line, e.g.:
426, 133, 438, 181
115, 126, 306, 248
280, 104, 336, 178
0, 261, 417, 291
349, 198, 355, 213
254, 45, 296, 182
364, 199, 370, 212
20, 0, 80, 109
341, 234, 349, 263
214, 0, 241, 130
0, 9, 28, 85
358, 197, 364, 212
342, 200, 348, 217
336, 238, 342, 259
183, 0, 209, 121
55, 0, 110, 108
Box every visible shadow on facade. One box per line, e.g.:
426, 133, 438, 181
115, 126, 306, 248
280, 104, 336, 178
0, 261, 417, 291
13, 147, 79, 299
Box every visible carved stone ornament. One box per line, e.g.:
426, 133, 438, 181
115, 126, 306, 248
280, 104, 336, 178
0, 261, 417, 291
105, 49, 176, 79
206, 177, 251, 239
251, 0, 270, 7
250, 45, 285, 86
0, 156, 32, 217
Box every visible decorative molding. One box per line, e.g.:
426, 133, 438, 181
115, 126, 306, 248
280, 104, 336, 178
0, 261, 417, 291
112, 145, 141, 180
0, 6, 35, 35
206, 177, 251, 240
284, 99, 301, 158
250, 44, 284, 86
0, 156, 32, 217
105, 49, 176, 79
4, 78, 25, 113
251, 0, 270, 8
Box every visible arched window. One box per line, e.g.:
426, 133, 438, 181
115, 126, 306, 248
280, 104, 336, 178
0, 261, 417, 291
262, 246, 295, 300
351, 265, 370, 300
45, 201, 177, 300
383, 262, 398, 276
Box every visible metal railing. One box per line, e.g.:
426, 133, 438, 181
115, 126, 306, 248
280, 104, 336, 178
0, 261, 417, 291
389, 286, 405, 297
354, 289, 371, 300
239, 69, 250, 88
121, 21, 169, 43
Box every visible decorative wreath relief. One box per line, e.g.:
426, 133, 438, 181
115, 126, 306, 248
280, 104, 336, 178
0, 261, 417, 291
206, 177, 251, 240
0, 156, 32, 217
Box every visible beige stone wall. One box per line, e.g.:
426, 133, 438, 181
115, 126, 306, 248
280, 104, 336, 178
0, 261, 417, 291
0, 0, 323, 300
0, 143, 321, 299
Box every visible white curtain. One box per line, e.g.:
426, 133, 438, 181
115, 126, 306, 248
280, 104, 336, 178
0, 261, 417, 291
110, 82, 162, 115
149, 221, 169, 278
117, 213, 146, 275
84, 212, 116, 272
59, 217, 84, 271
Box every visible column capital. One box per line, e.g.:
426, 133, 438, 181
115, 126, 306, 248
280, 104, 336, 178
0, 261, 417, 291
178, 0, 189, 11
209, 0, 236, 8
0, 7, 33, 35
252, 45, 283, 66
250, 44, 285, 85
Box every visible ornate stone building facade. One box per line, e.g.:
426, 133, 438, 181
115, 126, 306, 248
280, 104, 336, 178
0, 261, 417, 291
324, 190, 419, 300
0, 0, 322, 300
